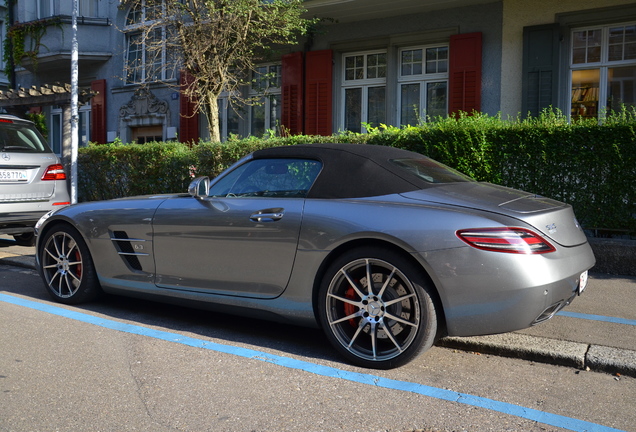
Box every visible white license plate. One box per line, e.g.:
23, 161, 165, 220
0, 170, 28, 181
578, 270, 588, 294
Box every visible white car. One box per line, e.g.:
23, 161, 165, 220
0, 115, 70, 245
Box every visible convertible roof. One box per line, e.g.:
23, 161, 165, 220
251, 143, 430, 199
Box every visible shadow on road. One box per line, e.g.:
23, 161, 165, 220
0, 266, 341, 366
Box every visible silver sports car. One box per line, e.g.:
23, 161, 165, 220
35, 143, 595, 369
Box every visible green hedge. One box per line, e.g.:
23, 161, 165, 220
78, 112, 636, 235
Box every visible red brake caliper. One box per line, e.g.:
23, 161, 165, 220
344, 284, 357, 327
74, 250, 82, 278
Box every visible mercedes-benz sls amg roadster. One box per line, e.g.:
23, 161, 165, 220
35, 143, 595, 368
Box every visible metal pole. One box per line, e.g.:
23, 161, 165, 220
70, 0, 79, 204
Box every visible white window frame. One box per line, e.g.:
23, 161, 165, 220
218, 93, 242, 141
249, 63, 282, 137
124, 0, 175, 84
397, 44, 449, 125
569, 21, 636, 120
341, 50, 387, 133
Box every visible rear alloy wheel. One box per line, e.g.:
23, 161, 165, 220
318, 247, 438, 369
38, 225, 101, 304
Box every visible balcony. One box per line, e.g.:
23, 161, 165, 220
11, 16, 112, 79
304, 0, 494, 22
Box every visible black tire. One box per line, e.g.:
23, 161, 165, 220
13, 232, 35, 246
318, 247, 438, 369
38, 224, 101, 304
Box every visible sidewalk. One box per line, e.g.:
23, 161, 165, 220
1, 235, 635, 377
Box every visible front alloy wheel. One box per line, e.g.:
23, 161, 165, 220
39, 225, 100, 304
319, 248, 438, 369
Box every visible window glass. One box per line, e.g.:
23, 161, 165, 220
401, 49, 423, 76
391, 158, 474, 183
0, 121, 50, 153
51, 112, 62, 154
608, 66, 636, 112
126, 32, 144, 83
249, 64, 282, 137
344, 88, 362, 133
79, 0, 98, 16
398, 45, 449, 125
400, 83, 420, 126
251, 104, 265, 137
345, 55, 364, 81
367, 53, 386, 79
570, 22, 636, 119
124, 0, 174, 84
342, 51, 387, 132
209, 159, 322, 198
426, 82, 448, 118
426, 47, 448, 74
38, 0, 53, 18
367, 86, 386, 128
608, 25, 636, 62
572, 29, 602, 64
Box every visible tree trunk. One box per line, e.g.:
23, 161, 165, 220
205, 94, 221, 143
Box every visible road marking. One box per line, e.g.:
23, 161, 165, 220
557, 311, 636, 326
0, 293, 627, 432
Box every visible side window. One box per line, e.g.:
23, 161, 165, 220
209, 159, 322, 198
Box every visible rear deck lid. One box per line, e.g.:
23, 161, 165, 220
401, 182, 588, 247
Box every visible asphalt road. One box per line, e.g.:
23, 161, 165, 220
1, 259, 635, 432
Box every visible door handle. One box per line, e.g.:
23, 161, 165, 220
250, 209, 284, 222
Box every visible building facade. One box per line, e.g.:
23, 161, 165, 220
3, 0, 635, 153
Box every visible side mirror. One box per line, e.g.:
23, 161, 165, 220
188, 176, 210, 198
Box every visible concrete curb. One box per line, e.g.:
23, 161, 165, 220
438, 334, 636, 378
0, 255, 37, 270
2, 253, 634, 378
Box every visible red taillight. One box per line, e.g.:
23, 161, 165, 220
456, 228, 556, 254
41, 164, 67, 181
0, 118, 14, 124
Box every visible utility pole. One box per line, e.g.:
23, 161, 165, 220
70, 0, 79, 204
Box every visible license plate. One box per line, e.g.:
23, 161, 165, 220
0, 170, 28, 181
578, 270, 588, 295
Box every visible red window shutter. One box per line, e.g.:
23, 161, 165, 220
90, 79, 106, 144
281, 52, 304, 135
304, 49, 333, 136
448, 32, 482, 115
179, 70, 199, 144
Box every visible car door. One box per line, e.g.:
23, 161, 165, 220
152, 158, 322, 298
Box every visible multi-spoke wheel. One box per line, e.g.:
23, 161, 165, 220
318, 247, 439, 369
38, 224, 101, 304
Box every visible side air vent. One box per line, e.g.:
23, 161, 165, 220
111, 231, 148, 271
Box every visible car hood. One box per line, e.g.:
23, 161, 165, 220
401, 182, 588, 247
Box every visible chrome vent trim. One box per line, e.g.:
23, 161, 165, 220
111, 231, 147, 271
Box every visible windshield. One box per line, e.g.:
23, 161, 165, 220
391, 158, 474, 184
0, 120, 51, 153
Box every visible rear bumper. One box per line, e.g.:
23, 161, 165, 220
0, 206, 53, 234
0, 214, 44, 234
420, 241, 596, 336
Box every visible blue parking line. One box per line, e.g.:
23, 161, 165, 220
557, 311, 636, 326
0, 293, 626, 432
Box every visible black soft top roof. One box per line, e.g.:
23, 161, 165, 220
251, 143, 430, 199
